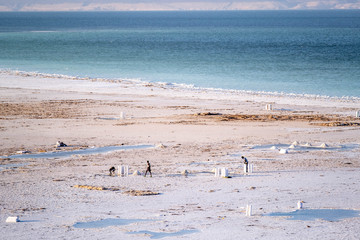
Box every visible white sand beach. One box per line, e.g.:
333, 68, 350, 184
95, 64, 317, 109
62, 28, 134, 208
1, 71, 360, 239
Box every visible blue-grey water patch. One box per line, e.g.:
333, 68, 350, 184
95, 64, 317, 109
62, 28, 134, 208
0, 163, 29, 171
73, 218, 152, 228
127, 229, 199, 239
1, 145, 154, 159
266, 209, 360, 221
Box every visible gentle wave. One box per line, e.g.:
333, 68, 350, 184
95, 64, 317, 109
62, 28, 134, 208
2, 69, 360, 103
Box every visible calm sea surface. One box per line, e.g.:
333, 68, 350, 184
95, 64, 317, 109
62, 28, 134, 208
0, 11, 359, 98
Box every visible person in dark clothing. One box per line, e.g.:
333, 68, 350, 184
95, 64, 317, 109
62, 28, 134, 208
109, 166, 116, 176
145, 161, 152, 177
242, 156, 249, 173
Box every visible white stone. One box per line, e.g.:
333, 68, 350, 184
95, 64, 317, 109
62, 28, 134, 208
279, 149, 288, 154
6, 217, 19, 223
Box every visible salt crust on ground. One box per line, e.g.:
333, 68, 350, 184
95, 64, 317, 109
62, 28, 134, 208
0, 72, 360, 239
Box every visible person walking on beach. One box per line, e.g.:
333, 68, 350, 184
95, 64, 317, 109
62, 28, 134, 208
145, 161, 152, 177
242, 156, 249, 173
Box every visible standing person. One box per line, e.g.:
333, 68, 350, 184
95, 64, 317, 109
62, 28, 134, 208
145, 161, 152, 177
242, 156, 249, 173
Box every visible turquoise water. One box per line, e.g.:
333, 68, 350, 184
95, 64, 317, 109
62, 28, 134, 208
0, 11, 359, 97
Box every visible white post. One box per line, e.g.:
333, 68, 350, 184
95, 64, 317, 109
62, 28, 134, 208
214, 168, 220, 177
246, 205, 252, 216
297, 201, 303, 209
125, 165, 129, 177
120, 112, 126, 119
221, 168, 228, 178
265, 104, 273, 110
118, 165, 129, 177
356, 110, 360, 118
249, 164, 253, 173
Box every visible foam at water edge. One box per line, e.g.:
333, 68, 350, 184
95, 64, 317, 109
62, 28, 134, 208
2, 69, 360, 103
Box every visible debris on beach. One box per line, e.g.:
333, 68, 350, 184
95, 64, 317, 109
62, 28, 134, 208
314, 122, 360, 127
181, 170, 189, 177
123, 190, 160, 196
73, 185, 119, 191
195, 112, 222, 116
56, 141, 67, 147
16, 150, 31, 154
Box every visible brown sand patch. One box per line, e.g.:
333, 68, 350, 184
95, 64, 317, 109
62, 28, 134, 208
73, 185, 120, 191
123, 190, 160, 196
193, 112, 360, 127
0, 100, 88, 119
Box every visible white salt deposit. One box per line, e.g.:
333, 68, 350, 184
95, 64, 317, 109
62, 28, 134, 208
132, 170, 141, 176
6, 217, 19, 223
320, 143, 329, 148
279, 149, 288, 154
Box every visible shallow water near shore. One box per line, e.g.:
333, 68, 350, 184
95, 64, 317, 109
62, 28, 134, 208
127, 229, 200, 239
73, 218, 152, 229
1, 145, 154, 159
266, 209, 360, 221
1, 10, 359, 98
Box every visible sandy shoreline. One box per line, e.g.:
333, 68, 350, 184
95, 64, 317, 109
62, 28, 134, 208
1, 72, 360, 239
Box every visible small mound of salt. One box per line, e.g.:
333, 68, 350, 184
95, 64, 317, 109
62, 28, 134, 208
292, 141, 299, 146
270, 146, 278, 150
155, 143, 166, 149
319, 143, 328, 148
132, 170, 142, 176
181, 170, 189, 176
289, 144, 296, 149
